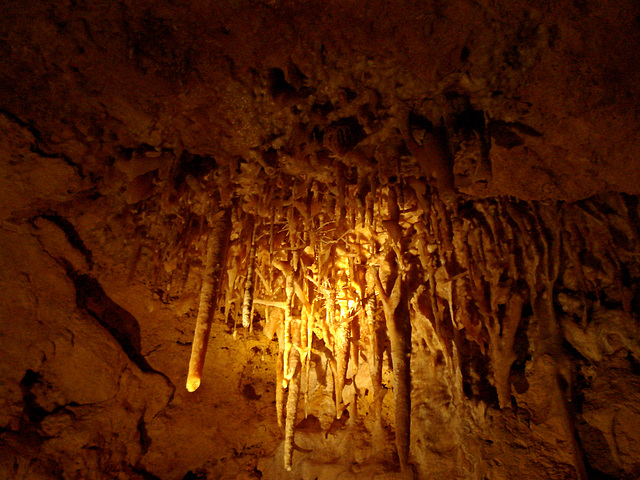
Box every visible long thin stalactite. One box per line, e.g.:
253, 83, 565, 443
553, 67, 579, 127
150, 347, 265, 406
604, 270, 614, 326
186, 208, 232, 392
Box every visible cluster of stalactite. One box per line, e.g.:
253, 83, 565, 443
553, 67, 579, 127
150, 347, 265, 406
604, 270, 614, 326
178, 154, 640, 475
120, 156, 219, 300
98, 69, 639, 478
185, 173, 413, 470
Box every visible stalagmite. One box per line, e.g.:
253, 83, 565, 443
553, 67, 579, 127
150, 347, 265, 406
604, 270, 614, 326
186, 208, 232, 392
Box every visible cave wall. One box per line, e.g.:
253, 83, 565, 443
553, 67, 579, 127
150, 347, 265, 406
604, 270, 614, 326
2, 0, 640, 479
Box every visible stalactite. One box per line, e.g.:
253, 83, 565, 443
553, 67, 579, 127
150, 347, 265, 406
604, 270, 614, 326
365, 187, 375, 230
302, 309, 311, 418
513, 204, 588, 480
322, 283, 340, 418
325, 284, 337, 355
283, 356, 301, 471
350, 305, 361, 378
488, 291, 524, 409
273, 258, 295, 388
563, 223, 589, 326
276, 348, 286, 429
466, 204, 522, 409
401, 112, 455, 206
284, 316, 302, 471
269, 209, 276, 294
370, 256, 412, 474
224, 241, 242, 330
288, 206, 300, 272
283, 289, 294, 386
186, 208, 232, 392
365, 289, 386, 420
333, 309, 351, 419
541, 207, 588, 480
164, 139, 630, 479
290, 278, 310, 417
241, 222, 256, 328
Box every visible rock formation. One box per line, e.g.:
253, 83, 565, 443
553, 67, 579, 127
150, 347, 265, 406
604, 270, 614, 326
2, 1, 640, 479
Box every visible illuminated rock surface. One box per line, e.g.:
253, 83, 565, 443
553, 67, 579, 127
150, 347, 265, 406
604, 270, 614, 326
2, 1, 640, 479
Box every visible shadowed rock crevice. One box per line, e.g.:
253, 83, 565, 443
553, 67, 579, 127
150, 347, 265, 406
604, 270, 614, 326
63, 264, 150, 374
37, 212, 94, 268
61, 265, 176, 405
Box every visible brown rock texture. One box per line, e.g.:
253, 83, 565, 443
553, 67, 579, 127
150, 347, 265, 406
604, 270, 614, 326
2, 0, 640, 479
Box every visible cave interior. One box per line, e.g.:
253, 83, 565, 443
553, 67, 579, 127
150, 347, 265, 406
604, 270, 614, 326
2, 1, 640, 479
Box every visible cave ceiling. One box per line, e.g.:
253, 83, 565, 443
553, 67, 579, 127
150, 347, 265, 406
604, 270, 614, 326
2, 0, 640, 203
2, 0, 640, 479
